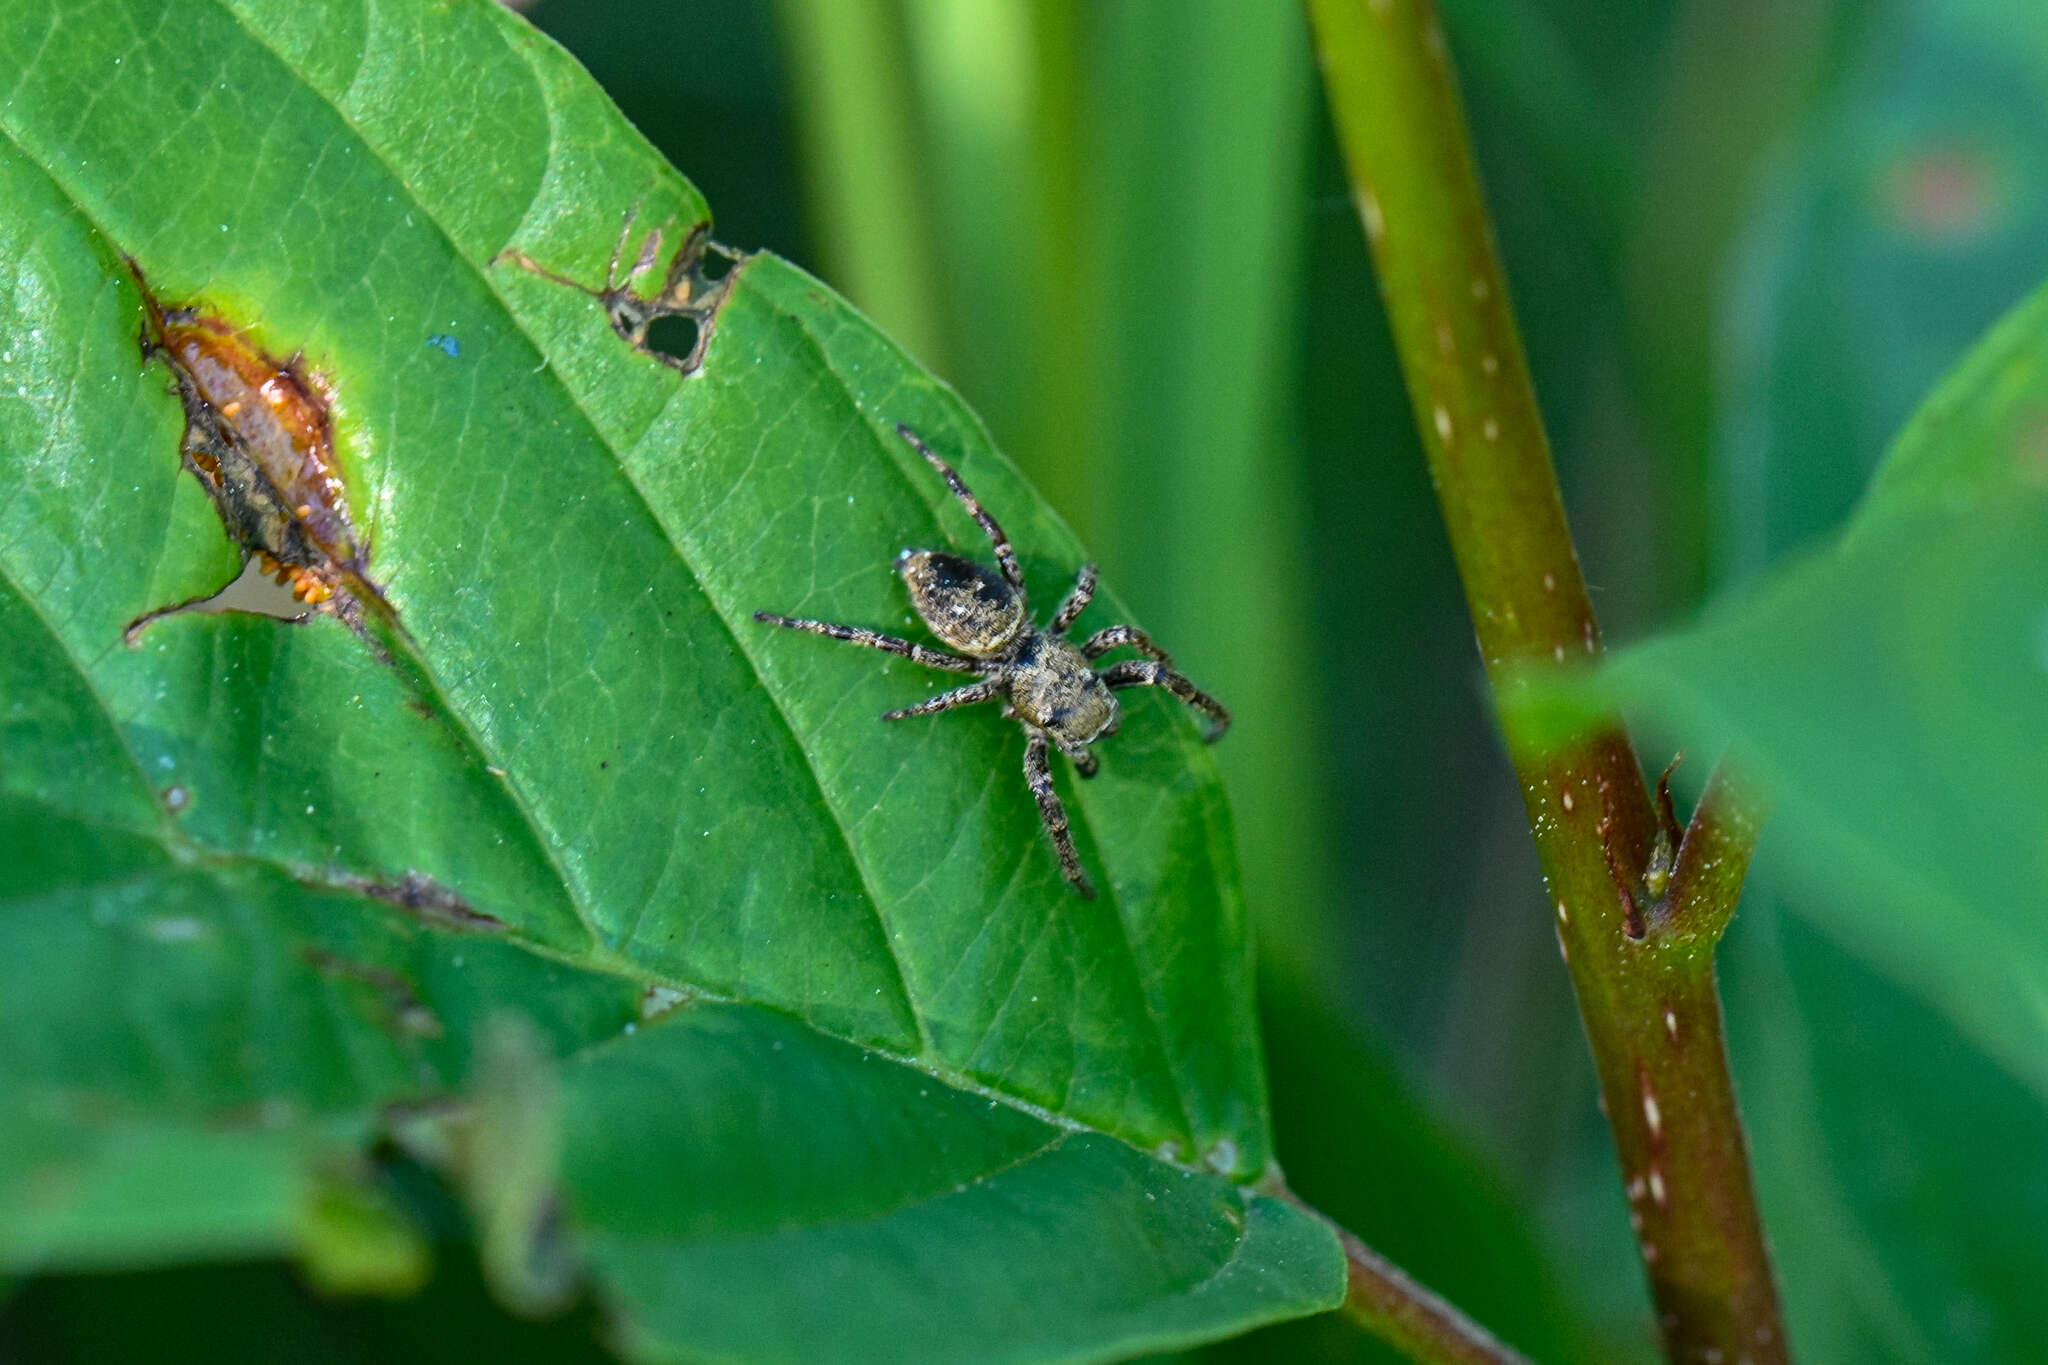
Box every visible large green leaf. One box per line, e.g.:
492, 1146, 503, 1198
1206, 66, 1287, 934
0, 0, 1342, 1358
1596, 273, 2048, 1097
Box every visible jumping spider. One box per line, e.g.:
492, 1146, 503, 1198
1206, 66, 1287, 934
754, 424, 1230, 898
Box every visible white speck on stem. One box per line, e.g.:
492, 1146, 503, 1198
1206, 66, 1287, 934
1665, 1008, 1679, 1039
1433, 404, 1454, 443
1642, 1085, 1663, 1141
1471, 277, 1491, 302
1481, 352, 1499, 376
1648, 1167, 1668, 1207
1561, 789, 1575, 813
1556, 900, 1569, 925
1482, 416, 1500, 442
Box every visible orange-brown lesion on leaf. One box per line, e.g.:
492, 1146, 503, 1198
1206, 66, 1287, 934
122, 258, 392, 654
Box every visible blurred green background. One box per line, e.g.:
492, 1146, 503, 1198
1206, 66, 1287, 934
7, 0, 2046, 1361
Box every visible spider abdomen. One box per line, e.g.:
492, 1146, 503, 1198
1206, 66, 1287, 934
897, 549, 1026, 656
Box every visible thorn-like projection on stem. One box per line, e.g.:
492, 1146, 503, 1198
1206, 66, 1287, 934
1601, 754, 1769, 949
1644, 753, 1685, 899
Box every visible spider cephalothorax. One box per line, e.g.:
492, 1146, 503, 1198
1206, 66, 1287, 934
755, 424, 1229, 898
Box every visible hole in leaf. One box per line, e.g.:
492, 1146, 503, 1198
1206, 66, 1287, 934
495, 210, 741, 375
640, 313, 700, 367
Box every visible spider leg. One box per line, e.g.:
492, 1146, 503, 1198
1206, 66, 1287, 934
1062, 742, 1101, 779
1100, 659, 1231, 742
1081, 622, 1171, 663
1024, 729, 1096, 898
882, 678, 1004, 721
753, 611, 980, 673
895, 423, 1025, 594
1049, 562, 1097, 636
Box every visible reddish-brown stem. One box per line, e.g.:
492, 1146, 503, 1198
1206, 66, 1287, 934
1284, 1196, 1530, 1365
1303, 1, 1788, 1361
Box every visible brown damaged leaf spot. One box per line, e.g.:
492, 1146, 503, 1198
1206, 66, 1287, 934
303, 947, 444, 1039
495, 209, 743, 375
331, 869, 508, 934
121, 258, 395, 654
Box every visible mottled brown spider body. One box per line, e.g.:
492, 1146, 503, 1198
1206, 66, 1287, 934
895, 550, 1026, 655
755, 424, 1229, 898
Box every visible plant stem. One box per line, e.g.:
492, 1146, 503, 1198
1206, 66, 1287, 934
1324, 1213, 1532, 1365
1302, 1, 1789, 1361
1662, 761, 1771, 944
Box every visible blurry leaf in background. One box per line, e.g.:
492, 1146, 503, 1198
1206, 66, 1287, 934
1603, 261, 2048, 1359
1619, 178, 2048, 1101
0, 0, 1346, 1359
1617, 0, 1839, 602
1690, 8, 2048, 1356
1727, 906, 2048, 1363
1717, 0, 2048, 577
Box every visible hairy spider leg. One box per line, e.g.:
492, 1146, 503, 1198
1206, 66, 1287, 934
753, 611, 981, 673
1049, 562, 1097, 636
1100, 659, 1232, 742
1081, 622, 1171, 663
882, 678, 1004, 721
1023, 729, 1095, 898
895, 424, 1025, 594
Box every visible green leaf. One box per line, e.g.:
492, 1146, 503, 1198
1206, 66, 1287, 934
1597, 272, 2048, 1099
0, 0, 1341, 1358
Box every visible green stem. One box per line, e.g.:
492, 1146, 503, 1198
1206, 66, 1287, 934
1302, 2, 1788, 1361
